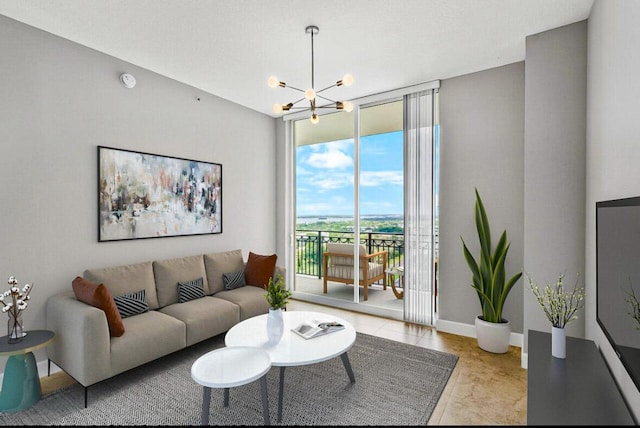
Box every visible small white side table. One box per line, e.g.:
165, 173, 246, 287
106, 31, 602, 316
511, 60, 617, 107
191, 346, 272, 425
385, 266, 405, 299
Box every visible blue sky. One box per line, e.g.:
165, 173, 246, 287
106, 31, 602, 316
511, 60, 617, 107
296, 131, 404, 216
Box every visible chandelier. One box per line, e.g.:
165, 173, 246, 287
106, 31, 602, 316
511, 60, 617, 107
268, 25, 354, 124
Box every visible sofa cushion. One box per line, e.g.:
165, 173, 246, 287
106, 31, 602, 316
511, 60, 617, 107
110, 311, 186, 377
72, 276, 125, 337
215, 286, 270, 321
84, 261, 159, 310
177, 277, 206, 303
159, 296, 240, 346
204, 249, 245, 294
244, 252, 277, 288
223, 270, 246, 290
113, 289, 149, 318
153, 255, 208, 307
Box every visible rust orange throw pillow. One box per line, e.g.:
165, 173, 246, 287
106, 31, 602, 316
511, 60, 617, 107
244, 252, 277, 289
72, 276, 125, 337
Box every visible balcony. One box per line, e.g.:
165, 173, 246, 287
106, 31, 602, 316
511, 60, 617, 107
293, 230, 405, 316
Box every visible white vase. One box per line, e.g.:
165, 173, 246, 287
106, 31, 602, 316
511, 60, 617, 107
552, 326, 566, 359
266, 308, 284, 345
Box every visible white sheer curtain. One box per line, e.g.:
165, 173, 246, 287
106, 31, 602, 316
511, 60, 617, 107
403, 89, 436, 325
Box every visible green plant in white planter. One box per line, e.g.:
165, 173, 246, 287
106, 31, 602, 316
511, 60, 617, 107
264, 273, 291, 344
461, 188, 522, 353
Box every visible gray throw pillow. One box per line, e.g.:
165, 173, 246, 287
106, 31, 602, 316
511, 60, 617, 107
113, 289, 149, 318
223, 270, 246, 290
177, 277, 206, 303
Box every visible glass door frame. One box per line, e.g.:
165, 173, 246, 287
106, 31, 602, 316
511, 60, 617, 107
283, 80, 439, 319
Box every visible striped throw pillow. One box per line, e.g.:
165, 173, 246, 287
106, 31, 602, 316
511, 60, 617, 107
223, 270, 246, 290
177, 277, 206, 303
114, 289, 149, 318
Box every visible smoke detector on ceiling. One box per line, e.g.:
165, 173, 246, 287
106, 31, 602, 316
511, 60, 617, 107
119, 73, 136, 89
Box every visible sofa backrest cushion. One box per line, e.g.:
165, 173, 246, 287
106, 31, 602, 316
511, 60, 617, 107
153, 254, 208, 308
326, 243, 367, 266
244, 252, 278, 289
204, 249, 245, 294
72, 276, 125, 337
84, 261, 159, 310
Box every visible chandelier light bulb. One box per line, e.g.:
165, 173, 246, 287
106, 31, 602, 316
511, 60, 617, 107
341, 74, 354, 87
272, 103, 283, 114
267, 76, 280, 88
304, 88, 316, 101
310, 113, 320, 124
343, 101, 354, 112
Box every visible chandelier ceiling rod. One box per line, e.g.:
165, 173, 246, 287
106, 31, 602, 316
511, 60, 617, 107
309, 25, 316, 90
268, 25, 354, 124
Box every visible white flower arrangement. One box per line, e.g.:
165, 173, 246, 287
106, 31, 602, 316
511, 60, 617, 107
528, 273, 585, 328
0, 276, 33, 335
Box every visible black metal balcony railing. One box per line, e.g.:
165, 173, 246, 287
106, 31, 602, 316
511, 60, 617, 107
295, 230, 405, 278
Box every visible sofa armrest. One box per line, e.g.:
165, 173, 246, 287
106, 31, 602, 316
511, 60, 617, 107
46, 291, 112, 387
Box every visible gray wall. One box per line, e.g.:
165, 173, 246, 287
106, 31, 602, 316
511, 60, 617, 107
438, 62, 525, 334
522, 21, 587, 352
586, 0, 640, 418
0, 16, 277, 368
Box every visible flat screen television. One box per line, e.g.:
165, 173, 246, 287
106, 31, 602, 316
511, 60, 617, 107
597, 196, 640, 394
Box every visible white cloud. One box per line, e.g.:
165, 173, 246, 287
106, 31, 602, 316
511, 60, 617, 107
305, 140, 353, 170
307, 150, 352, 169
296, 165, 313, 176
314, 173, 353, 191
360, 170, 403, 187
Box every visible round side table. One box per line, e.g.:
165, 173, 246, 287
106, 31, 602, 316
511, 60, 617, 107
0, 329, 55, 413
191, 346, 272, 425
385, 266, 405, 299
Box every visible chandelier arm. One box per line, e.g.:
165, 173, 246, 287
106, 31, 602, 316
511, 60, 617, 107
316, 83, 338, 94
287, 96, 307, 106
316, 94, 338, 103
283, 84, 306, 93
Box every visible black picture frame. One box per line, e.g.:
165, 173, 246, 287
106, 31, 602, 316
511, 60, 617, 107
98, 146, 222, 241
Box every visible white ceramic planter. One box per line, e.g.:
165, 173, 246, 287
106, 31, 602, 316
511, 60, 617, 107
475, 316, 511, 354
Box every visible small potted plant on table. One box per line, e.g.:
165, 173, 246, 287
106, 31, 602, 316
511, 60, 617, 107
264, 273, 292, 344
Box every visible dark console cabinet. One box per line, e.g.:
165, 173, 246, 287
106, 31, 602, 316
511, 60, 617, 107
527, 330, 635, 425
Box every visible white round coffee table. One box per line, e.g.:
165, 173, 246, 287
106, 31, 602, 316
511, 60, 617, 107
191, 346, 272, 425
224, 310, 357, 422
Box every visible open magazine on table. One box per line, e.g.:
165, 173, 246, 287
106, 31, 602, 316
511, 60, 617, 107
291, 319, 345, 340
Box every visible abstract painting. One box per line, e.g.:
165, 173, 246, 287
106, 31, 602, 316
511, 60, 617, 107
98, 146, 222, 241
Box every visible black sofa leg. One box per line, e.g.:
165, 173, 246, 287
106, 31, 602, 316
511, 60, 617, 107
84, 386, 88, 408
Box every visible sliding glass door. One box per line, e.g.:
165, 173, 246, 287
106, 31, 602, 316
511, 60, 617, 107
286, 83, 439, 324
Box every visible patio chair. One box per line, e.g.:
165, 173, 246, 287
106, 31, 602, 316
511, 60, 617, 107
322, 242, 388, 301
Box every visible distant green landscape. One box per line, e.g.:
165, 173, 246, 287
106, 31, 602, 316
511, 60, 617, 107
296, 216, 404, 234
294, 216, 405, 276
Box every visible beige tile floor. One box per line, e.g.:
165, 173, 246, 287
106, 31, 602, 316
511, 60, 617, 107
41, 298, 527, 425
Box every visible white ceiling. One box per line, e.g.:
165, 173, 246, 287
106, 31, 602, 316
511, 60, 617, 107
0, 0, 594, 118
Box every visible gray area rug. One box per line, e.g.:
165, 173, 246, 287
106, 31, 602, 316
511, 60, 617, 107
2, 332, 458, 425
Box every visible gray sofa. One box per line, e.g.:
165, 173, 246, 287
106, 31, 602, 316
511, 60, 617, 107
45, 249, 280, 406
